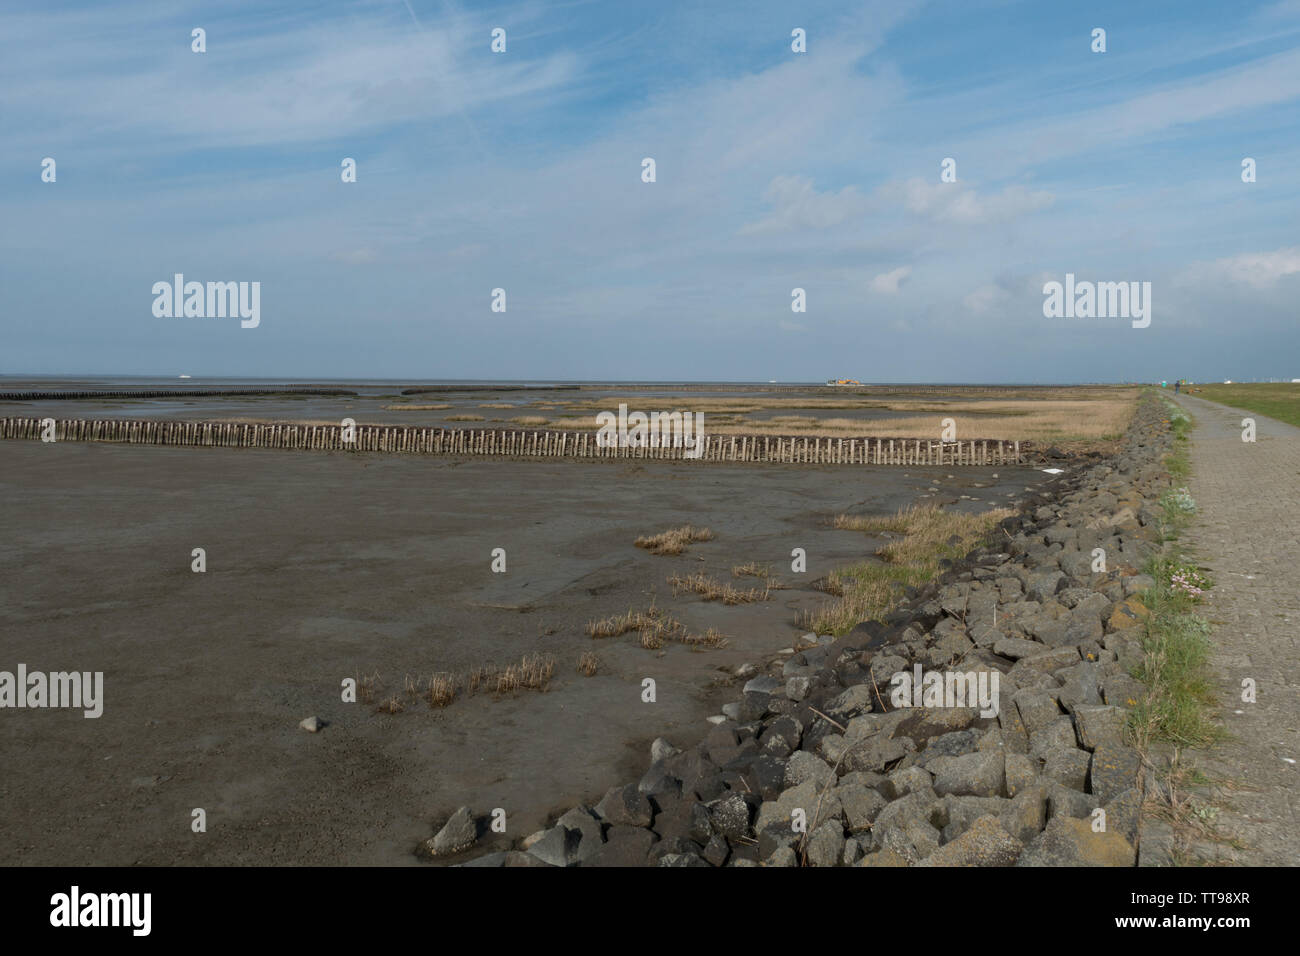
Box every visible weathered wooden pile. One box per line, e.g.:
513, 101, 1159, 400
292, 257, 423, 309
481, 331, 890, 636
0, 417, 1028, 466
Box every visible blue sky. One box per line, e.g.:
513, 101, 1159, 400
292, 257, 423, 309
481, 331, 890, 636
3, 0, 1298, 382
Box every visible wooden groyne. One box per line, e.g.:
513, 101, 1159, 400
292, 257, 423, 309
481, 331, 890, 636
0, 417, 1027, 465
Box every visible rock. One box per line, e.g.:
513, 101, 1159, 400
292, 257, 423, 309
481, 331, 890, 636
856, 847, 911, 867
298, 716, 323, 733
1089, 742, 1141, 804
1107, 597, 1150, 631
556, 806, 605, 863
1016, 647, 1081, 674
1017, 815, 1136, 866
916, 729, 981, 762
784, 750, 835, 789
755, 779, 842, 835
998, 703, 1031, 754
742, 675, 784, 696
526, 824, 581, 866
764, 846, 798, 867
841, 733, 913, 774
596, 783, 654, 827
1030, 717, 1079, 759
1102, 787, 1142, 844
928, 751, 1005, 798
650, 738, 680, 762
1042, 747, 1091, 791
705, 793, 751, 839
1004, 753, 1039, 797
428, 806, 478, 856
884, 766, 934, 799
1045, 781, 1094, 820
734, 663, 758, 680
826, 684, 875, 720
918, 815, 1023, 866
875, 821, 941, 862
1000, 786, 1047, 843
843, 836, 865, 866
837, 782, 888, 832
1072, 704, 1126, 750
941, 794, 1011, 841
1025, 569, 1066, 603
872, 790, 945, 847
581, 825, 657, 867
1122, 574, 1155, 597
805, 820, 846, 867
747, 753, 788, 800
1102, 675, 1145, 709
993, 637, 1045, 660
637, 760, 681, 798
702, 834, 731, 867
658, 852, 710, 867
758, 715, 801, 757
1014, 691, 1062, 733
892, 706, 980, 743
785, 676, 812, 702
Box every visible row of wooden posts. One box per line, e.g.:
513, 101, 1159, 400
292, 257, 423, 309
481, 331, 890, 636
0, 418, 1026, 465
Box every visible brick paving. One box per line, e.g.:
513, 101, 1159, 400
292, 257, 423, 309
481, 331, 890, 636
1168, 394, 1300, 865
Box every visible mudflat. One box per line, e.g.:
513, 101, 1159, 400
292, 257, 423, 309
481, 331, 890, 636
0, 439, 1040, 864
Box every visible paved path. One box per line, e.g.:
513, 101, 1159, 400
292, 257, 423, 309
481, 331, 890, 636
1170, 394, 1300, 865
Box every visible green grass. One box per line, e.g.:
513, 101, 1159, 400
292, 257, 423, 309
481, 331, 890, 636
1190, 382, 1300, 428
803, 504, 1013, 635
1127, 550, 1221, 750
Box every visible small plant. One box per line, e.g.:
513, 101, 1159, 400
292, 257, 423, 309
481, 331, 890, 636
634, 525, 714, 555
357, 671, 380, 705
427, 673, 457, 708
577, 651, 599, 676
1169, 566, 1211, 600
668, 571, 771, 605
678, 627, 729, 649
1162, 487, 1197, 515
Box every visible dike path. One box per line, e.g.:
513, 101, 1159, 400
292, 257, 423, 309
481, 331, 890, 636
1171, 394, 1300, 865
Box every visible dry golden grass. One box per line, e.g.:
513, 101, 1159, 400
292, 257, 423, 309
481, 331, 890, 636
480, 403, 517, 409
445, 414, 485, 422
488, 392, 1135, 444
635, 524, 714, 555
677, 627, 730, 649
427, 673, 457, 708
425, 654, 556, 706
805, 504, 1015, 635
375, 696, 405, 714
357, 671, 379, 705
577, 651, 600, 676
586, 605, 726, 650
668, 571, 771, 605
587, 606, 680, 640
509, 416, 549, 426
382, 403, 452, 410
491, 653, 555, 694
732, 562, 770, 578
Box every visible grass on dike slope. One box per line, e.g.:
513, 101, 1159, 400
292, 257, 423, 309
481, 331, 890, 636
1189, 382, 1300, 428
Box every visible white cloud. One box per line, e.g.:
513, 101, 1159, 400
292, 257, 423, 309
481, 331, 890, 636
740, 176, 872, 235
1204, 247, 1300, 287
871, 266, 911, 294
883, 180, 1054, 225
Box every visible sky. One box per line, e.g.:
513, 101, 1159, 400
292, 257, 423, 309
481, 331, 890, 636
2, 0, 1299, 383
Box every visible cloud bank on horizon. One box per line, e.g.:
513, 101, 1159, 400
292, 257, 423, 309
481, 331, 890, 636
2, 0, 1298, 383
